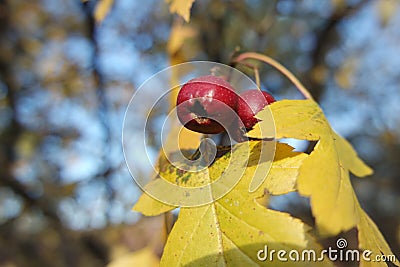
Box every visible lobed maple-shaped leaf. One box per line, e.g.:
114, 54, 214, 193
253, 142, 307, 196
161, 195, 329, 266
247, 99, 373, 236
133, 142, 305, 215
248, 99, 399, 266
357, 205, 400, 267
134, 141, 332, 266
159, 141, 332, 266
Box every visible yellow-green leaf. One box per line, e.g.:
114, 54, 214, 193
161, 188, 332, 266
133, 142, 305, 216
248, 98, 398, 264
133, 184, 176, 216
133, 140, 331, 266
229, 141, 305, 196
165, 0, 195, 22
261, 143, 307, 195
248, 100, 327, 141
297, 139, 362, 236
332, 131, 373, 177
358, 207, 400, 267
249, 99, 373, 236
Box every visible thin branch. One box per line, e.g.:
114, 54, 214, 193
254, 67, 260, 90
233, 52, 313, 100
81, 1, 115, 220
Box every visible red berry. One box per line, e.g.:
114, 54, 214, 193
176, 75, 238, 134
237, 89, 275, 129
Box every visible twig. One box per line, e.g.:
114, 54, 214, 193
254, 67, 260, 90
233, 52, 313, 100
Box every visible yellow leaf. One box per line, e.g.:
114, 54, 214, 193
107, 247, 159, 267
165, 0, 195, 22
161, 182, 332, 266
167, 22, 198, 106
167, 23, 197, 55
248, 100, 327, 141
246, 110, 276, 139
332, 131, 373, 177
358, 207, 400, 267
133, 142, 305, 216
297, 139, 362, 236
229, 140, 275, 193
133, 186, 176, 216
247, 98, 398, 262
167, 23, 199, 103
133, 141, 332, 266
261, 143, 307, 195
178, 127, 201, 150
162, 118, 201, 155
133, 141, 246, 208
94, 0, 114, 24
132, 120, 201, 215
249, 99, 373, 236
225, 141, 304, 196
377, 0, 398, 27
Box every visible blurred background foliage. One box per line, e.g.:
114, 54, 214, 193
0, 0, 399, 266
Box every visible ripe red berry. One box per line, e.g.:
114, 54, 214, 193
176, 75, 238, 134
237, 89, 275, 129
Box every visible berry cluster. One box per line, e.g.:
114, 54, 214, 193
176, 75, 275, 134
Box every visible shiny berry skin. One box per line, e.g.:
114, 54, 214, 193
176, 75, 238, 134
237, 89, 275, 129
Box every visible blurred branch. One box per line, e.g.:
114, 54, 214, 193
0, 0, 61, 224
307, 0, 372, 101
82, 1, 112, 166
192, 0, 225, 62
302, 0, 371, 154
0, 2, 111, 266
81, 1, 116, 220
82, 1, 112, 160
0, 173, 59, 220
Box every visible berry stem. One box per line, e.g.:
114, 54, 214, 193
254, 67, 261, 90
232, 52, 313, 100
232, 61, 261, 90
